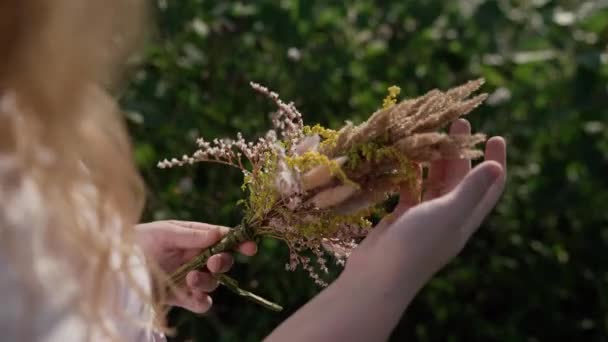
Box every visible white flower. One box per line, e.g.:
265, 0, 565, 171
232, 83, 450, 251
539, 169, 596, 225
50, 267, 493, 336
294, 134, 320, 155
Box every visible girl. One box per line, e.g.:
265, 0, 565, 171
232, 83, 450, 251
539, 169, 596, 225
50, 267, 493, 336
0, 1, 506, 341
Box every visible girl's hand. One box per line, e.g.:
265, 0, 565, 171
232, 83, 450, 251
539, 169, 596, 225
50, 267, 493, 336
266, 119, 507, 342
348, 119, 507, 285
135, 220, 257, 313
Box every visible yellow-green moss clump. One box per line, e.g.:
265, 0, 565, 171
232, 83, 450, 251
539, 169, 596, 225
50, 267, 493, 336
382, 85, 401, 109
242, 152, 280, 222
303, 124, 339, 149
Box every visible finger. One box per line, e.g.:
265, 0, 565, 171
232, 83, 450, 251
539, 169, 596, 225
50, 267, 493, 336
169, 221, 231, 235
186, 271, 219, 293
177, 289, 213, 314
237, 241, 258, 256
163, 227, 222, 250
166, 286, 212, 314
439, 161, 502, 226
207, 253, 234, 274
461, 140, 507, 238
461, 166, 506, 239
423, 159, 446, 201
394, 164, 422, 216
443, 119, 472, 192
484, 136, 506, 171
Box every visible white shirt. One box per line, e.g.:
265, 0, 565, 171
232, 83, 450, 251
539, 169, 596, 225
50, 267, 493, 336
0, 154, 166, 341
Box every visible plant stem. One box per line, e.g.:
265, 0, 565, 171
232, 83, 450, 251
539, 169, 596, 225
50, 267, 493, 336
216, 274, 283, 312
169, 223, 255, 285
168, 222, 282, 311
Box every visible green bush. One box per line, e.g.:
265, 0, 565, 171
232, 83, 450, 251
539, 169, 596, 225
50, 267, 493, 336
123, 1, 608, 341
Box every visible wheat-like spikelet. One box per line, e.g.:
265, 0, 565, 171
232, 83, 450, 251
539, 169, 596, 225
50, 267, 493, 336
325, 79, 486, 158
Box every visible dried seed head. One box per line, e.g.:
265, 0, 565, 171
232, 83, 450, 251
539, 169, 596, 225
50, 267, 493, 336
309, 184, 359, 209
301, 156, 348, 191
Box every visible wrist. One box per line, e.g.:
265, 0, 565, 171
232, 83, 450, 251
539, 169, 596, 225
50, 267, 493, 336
340, 252, 426, 308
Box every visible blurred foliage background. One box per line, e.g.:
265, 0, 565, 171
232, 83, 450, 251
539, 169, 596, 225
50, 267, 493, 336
122, 0, 608, 341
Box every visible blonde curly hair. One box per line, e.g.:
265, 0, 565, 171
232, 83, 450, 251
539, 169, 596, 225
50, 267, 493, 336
0, 0, 160, 340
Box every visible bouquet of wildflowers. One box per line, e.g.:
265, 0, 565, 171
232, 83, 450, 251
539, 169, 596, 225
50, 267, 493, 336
158, 79, 488, 310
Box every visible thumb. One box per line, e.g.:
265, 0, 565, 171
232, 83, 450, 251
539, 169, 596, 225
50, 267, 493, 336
441, 161, 503, 226
394, 163, 422, 215
165, 227, 222, 250
460, 162, 506, 238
